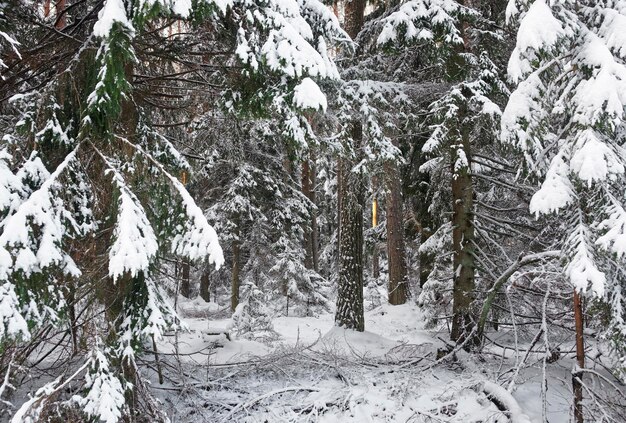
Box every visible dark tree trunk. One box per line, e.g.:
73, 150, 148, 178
200, 269, 210, 302
231, 237, 240, 312
310, 157, 319, 273
450, 119, 477, 346
180, 259, 191, 298
335, 124, 365, 331
302, 157, 319, 271
343, 0, 366, 39
372, 197, 379, 279
334, 0, 367, 331
335, 135, 365, 331
385, 160, 408, 305
573, 289, 585, 423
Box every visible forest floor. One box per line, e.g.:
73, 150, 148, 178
147, 300, 602, 423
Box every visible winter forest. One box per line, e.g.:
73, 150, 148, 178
1, 0, 626, 422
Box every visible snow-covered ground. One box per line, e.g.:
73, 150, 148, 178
145, 300, 599, 423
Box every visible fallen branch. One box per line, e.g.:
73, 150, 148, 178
477, 250, 560, 343
482, 381, 532, 423
220, 386, 321, 422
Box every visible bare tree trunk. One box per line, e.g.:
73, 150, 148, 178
573, 289, 585, 423
335, 0, 366, 331
450, 119, 477, 347
55, 0, 66, 29
310, 155, 319, 273
302, 158, 318, 271
231, 237, 240, 312
200, 269, 210, 302
372, 197, 379, 279
385, 159, 408, 305
335, 144, 365, 331
335, 123, 365, 331
450, 0, 478, 348
180, 259, 191, 298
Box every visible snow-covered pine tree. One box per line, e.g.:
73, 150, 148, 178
502, 0, 626, 409
377, 0, 509, 346
0, 0, 344, 419
195, 115, 331, 322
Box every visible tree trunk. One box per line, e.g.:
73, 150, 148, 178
450, 119, 477, 347
344, 0, 366, 39
335, 122, 365, 331
180, 259, 191, 298
385, 160, 408, 305
310, 156, 319, 273
372, 197, 379, 279
419, 227, 433, 288
573, 289, 585, 423
302, 157, 318, 271
200, 268, 210, 302
231, 238, 240, 312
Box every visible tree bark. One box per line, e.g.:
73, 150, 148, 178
573, 289, 585, 423
372, 197, 379, 279
180, 259, 191, 298
385, 159, 408, 305
310, 157, 319, 273
335, 124, 365, 331
302, 157, 318, 271
334, 0, 367, 331
450, 117, 477, 347
231, 237, 240, 312
200, 269, 210, 302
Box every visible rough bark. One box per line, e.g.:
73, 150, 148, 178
343, 0, 366, 39
335, 151, 365, 331
385, 160, 408, 305
200, 269, 210, 302
310, 157, 319, 273
231, 237, 240, 312
573, 289, 585, 423
450, 118, 477, 346
180, 259, 191, 298
334, 0, 367, 331
372, 197, 380, 279
302, 157, 318, 271
335, 123, 365, 332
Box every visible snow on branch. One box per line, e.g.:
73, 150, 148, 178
91, 145, 158, 281
482, 381, 532, 423
114, 135, 224, 268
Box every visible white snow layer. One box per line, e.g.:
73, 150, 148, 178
293, 77, 327, 111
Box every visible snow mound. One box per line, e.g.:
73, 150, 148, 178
320, 326, 401, 357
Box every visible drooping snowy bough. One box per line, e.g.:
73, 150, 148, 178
0, 0, 344, 420
502, 0, 626, 381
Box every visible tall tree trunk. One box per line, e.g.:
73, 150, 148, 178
302, 157, 318, 271
573, 289, 585, 423
310, 156, 319, 273
200, 269, 210, 302
385, 159, 408, 305
231, 237, 240, 312
335, 125, 365, 331
335, 0, 366, 331
372, 197, 379, 279
180, 259, 191, 298
450, 119, 477, 346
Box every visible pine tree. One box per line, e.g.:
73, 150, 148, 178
503, 0, 626, 416
0, 0, 345, 419
378, 0, 508, 346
